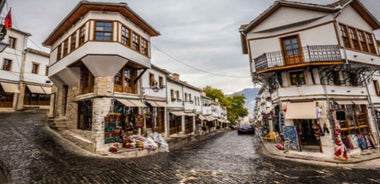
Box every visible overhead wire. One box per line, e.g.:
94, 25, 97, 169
151, 43, 251, 79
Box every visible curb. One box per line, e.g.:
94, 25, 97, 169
257, 135, 380, 167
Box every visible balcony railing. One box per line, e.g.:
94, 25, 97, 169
254, 45, 342, 72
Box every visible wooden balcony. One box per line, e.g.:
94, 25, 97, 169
254, 45, 343, 74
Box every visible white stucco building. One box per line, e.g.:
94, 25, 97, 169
241, 0, 380, 159
0, 27, 51, 113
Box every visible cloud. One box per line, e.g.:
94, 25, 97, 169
4, 0, 380, 95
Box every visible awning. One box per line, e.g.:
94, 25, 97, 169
0, 82, 20, 93
185, 112, 195, 116
336, 101, 352, 105
198, 115, 206, 120
129, 100, 146, 107
117, 99, 136, 107
27, 85, 46, 94
206, 116, 216, 121
171, 111, 186, 116
352, 100, 368, 105
155, 101, 168, 107
42, 87, 52, 94
147, 101, 159, 107
286, 102, 316, 119
376, 108, 380, 112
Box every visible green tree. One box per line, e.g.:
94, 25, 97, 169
227, 95, 248, 124
202, 86, 248, 124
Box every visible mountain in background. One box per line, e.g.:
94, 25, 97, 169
229, 88, 260, 115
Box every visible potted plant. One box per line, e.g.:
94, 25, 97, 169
201, 125, 208, 131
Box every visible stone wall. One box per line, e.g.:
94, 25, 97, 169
92, 97, 112, 152
66, 84, 80, 129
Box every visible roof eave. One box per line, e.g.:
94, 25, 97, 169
242, 1, 337, 34
43, 1, 160, 47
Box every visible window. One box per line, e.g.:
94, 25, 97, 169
357, 31, 368, 52
45, 66, 49, 76
57, 44, 62, 61
132, 32, 140, 51
2, 59, 12, 71
121, 26, 130, 46
366, 33, 376, 54
149, 73, 156, 86
79, 25, 86, 46
176, 91, 180, 101
374, 80, 380, 96
171, 89, 175, 101
141, 38, 148, 56
32, 63, 39, 74
159, 76, 164, 88
189, 94, 192, 103
70, 32, 77, 52
95, 21, 112, 41
63, 39, 69, 57
114, 66, 136, 94
24, 88, 50, 106
80, 66, 94, 94
281, 35, 303, 65
290, 71, 305, 86
9, 37, 16, 49
339, 25, 350, 48
348, 28, 360, 50
185, 93, 188, 102
339, 24, 377, 54
78, 100, 92, 131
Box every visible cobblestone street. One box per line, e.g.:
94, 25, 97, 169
1, 113, 380, 183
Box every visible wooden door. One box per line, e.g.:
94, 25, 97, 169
281, 35, 303, 65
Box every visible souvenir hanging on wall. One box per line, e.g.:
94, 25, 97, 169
104, 113, 122, 144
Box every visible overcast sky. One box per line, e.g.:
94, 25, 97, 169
3, 0, 380, 94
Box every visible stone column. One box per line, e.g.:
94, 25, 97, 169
16, 82, 25, 110
181, 115, 185, 134
92, 97, 112, 152
192, 116, 196, 134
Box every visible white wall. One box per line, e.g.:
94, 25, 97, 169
167, 81, 183, 108
24, 52, 50, 84
141, 68, 167, 98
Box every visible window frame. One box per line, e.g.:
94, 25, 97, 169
289, 71, 306, 86
374, 80, 380, 96
94, 21, 113, 41
2, 59, 12, 71
339, 23, 377, 55
132, 32, 140, 51
114, 65, 137, 94
70, 32, 77, 52
79, 25, 86, 46
159, 76, 164, 89
9, 37, 16, 49
31, 63, 40, 74
121, 25, 131, 47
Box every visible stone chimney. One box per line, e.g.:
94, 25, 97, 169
172, 73, 180, 80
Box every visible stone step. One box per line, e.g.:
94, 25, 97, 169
62, 131, 94, 152
48, 118, 68, 130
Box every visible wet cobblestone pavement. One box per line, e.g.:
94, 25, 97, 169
1, 113, 380, 183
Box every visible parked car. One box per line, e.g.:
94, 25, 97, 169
229, 124, 237, 130
237, 124, 255, 134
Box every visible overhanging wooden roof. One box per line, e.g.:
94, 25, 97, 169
241, 0, 380, 34
43, 1, 160, 46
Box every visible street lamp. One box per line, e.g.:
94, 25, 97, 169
0, 41, 8, 52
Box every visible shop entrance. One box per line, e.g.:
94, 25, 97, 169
294, 119, 322, 152
185, 115, 193, 134
77, 100, 92, 131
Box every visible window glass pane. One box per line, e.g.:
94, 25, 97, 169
285, 40, 291, 45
